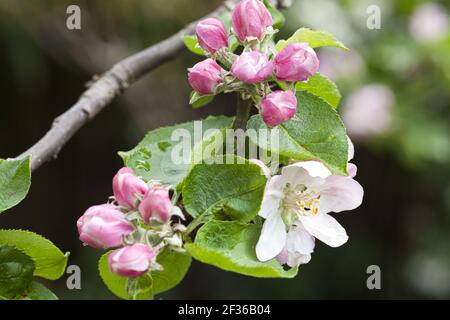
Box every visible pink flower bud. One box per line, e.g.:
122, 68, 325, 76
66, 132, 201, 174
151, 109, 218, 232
231, 51, 274, 84
188, 58, 223, 95
261, 90, 297, 127
232, 0, 273, 41
138, 187, 172, 224
77, 204, 134, 249
196, 18, 229, 54
108, 244, 156, 277
113, 167, 148, 209
275, 43, 320, 82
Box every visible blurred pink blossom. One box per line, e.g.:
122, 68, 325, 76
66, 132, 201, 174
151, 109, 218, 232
409, 3, 449, 43
318, 50, 364, 81
341, 84, 394, 141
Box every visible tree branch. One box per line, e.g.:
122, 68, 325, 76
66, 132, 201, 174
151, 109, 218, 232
17, 2, 231, 172
16, 0, 292, 171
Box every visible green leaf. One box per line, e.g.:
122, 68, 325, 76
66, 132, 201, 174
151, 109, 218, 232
190, 127, 229, 168
229, 36, 240, 52
127, 274, 153, 300
263, 0, 285, 29
151, 249, 192, 295
182, 156, 267, 222
296, 73, 341, 108
0, 230, 68, 280
275, 27, 349, 52
99, 249, 191, 300
119, 116, 234, 188
247, 92, 348, 175
24, 282, 58, 300
0, 157, 31, 214
0, 244, 35, 299
182, 35, 205, 56
186, 220, 298, 278
189, 91, 214, 109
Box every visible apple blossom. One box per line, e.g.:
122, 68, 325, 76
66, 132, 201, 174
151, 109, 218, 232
231, 51, 274, 84
341, 84, 394, 141
108, 243, 156, 277
196, 18, 229, 54
260, 90, 297, 127
255, 160, 364, 266
318, 50, 365, 81
113, 167, 148, 209
77, 204, 134, 249
188, 58, 223, 95
231, 0, 273, 42
138, 186, 172, 224
275, 43, 320, 82
409, 3, 449, 43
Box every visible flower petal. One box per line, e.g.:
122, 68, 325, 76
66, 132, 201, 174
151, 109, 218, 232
347, 163, 357, 178
318, 174, 364, 213
283, 161, 332, 179
286, 223, 315, 255
249, 159, 271, 178
256, 211, 287, 261
281, 161, 330, 190
287, 253, 311, 267
258, 175, 285, 219
347, 136, 354, 161
298, 212, 348, 247
276, 247, 288, 265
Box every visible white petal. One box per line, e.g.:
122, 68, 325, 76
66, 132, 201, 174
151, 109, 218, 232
347, 163, 357, 178
283, 161, 332, 179
281, 162, 329, 190
170, 206, 185, 220
287, 253, 311, 267
286, 223, 315, 255
258, 175, 285, 219
256, 211, 287, 261
276, 247, 288, 265
249, 159, 271, 178
347, 136, 354, 161
298, 212, 348, 247
318, 174, 364, 213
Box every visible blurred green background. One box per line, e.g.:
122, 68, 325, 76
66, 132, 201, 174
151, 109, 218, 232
1, 0, 449, 299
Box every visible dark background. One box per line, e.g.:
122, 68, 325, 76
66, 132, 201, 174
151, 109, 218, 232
1, 0, 449, 299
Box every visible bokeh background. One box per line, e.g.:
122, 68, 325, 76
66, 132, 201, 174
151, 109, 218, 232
1, 0, 450, 299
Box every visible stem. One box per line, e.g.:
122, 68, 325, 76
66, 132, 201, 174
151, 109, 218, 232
185, 211, 212, 235
171, 189, 180, 205
233, 94, 252, 130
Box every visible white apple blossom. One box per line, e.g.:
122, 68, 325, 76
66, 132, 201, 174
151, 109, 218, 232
255, 155, 363, 267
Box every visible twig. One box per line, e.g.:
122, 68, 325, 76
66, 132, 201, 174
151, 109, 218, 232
16, 2, 231, 172
16, 0, 292, 171
233, 95, 253, 130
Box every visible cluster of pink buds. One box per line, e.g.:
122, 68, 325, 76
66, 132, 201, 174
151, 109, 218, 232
187, 0, 320, 127
77, 167, 185, 278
